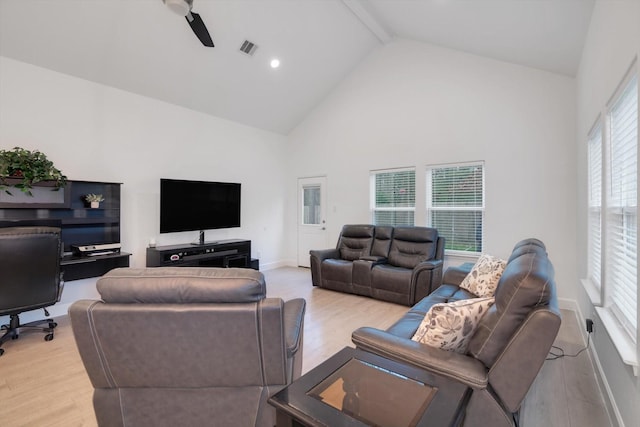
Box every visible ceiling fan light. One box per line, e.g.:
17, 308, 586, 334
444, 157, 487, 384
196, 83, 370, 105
164, 0, 191, 17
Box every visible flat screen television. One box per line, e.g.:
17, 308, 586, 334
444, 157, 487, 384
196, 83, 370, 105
160, 179, 241, 244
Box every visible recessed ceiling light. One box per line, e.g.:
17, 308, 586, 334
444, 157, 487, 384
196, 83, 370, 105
270, 58, 281, 69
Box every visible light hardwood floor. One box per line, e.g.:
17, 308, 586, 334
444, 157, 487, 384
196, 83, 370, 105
0, 267, 611, 427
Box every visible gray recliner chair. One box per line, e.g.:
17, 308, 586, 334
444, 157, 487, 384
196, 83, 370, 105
69, 267, 306, 427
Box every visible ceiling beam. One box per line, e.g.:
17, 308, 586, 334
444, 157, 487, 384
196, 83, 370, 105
342, 0, 392, 44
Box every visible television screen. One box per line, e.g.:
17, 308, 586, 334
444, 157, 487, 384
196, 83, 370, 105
160, 179, 241, 234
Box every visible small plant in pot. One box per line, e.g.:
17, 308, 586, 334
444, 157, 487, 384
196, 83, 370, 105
85, 193, 104, 208
0, 147, 67, 196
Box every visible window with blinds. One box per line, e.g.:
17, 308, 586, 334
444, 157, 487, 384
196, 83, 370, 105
370, 168, 415, 226
588, 122, 603, 289
605, 74, 638, 340
426, 163, 484, 253
303, 185, 321, 225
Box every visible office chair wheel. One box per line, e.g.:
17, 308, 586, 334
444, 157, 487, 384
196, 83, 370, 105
0, 348, 4, 356
44, 333, 54, 341
49, 321, 57, 329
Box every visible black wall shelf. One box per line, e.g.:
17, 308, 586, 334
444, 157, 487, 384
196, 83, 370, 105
61, 252, 131, 281
0, 180, 129, 280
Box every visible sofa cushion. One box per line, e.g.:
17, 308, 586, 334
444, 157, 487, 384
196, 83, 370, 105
371, 226, 393, 257
386, 285, 477, 337
460, 254, 507, 297
411, 297, 495, 353
387, 226, 438, 269
321, 259, 354, 292
337, 224, 375, 261
467, 250, 555, 366
407, 285, 475, 316
371, 264, 415, 305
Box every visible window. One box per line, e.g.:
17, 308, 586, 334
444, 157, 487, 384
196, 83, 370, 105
370, 168, 415, 226
426, 163, 484, 253
605, 74, 638, 340
587, 122, 603, 290
302, 184, 321, 225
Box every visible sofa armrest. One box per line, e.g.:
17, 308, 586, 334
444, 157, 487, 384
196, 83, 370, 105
283, 298, 306, 358
352, 327, 488, 390
309, 248, 340, 262
442, 263, 474, 286
309, 248, 340, 287
414, 259, 443, 271
412, 259, 444, 300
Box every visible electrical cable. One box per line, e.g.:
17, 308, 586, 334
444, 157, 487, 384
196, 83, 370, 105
546, 333, 590, 361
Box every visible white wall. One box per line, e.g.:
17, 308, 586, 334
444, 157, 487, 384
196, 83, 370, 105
575, 2, 640, 426
286, 38, 578, 300
0, 56, 289, 320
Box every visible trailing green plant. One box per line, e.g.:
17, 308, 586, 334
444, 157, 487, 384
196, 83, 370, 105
0, 147, 67, 196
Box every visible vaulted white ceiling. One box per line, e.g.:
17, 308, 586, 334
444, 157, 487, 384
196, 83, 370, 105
0, 0, 595, 135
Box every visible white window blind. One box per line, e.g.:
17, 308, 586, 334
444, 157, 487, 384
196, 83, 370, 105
427, 163, 484, 253
371, 168, 415, 226
588, 122, 603, 289
606, 75, 638, 340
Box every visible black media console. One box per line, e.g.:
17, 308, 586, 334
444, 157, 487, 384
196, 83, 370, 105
146, 239, 258, 270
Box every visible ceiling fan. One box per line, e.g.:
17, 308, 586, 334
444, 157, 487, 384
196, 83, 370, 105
163, 0, 214, 47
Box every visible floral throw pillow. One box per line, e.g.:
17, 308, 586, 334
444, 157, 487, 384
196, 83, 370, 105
411, 297, 495, 353
459, 254, 507, 298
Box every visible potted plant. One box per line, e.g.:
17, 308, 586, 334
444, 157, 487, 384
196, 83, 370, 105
84, 193, 104, 208
0, 147, 67, 196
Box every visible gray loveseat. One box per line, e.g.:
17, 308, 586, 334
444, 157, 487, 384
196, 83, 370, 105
351, 238, 561, 427
310, 224, 445, 306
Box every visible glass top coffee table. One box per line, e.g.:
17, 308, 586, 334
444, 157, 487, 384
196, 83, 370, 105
269, 347, 470, 427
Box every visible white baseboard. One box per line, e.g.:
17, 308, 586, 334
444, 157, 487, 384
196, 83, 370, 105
258, 259, 293, 271
558, 297, 580, 314
569, 301, 624, 427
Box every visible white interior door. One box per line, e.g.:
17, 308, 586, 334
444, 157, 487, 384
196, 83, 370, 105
297, 176, 328, 267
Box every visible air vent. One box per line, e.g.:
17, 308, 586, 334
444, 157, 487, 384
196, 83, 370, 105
239, 40, 258, 56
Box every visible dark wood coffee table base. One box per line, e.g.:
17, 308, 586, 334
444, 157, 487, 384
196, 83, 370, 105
269, 347, 470, 427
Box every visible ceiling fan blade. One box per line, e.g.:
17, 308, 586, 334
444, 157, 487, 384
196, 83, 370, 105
186, 12, 214, 47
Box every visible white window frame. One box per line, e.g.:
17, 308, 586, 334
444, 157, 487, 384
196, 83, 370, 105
603, 71, 638, 343
584, 62, 638, 375
426, 161, 485, 254
586, 119, 603, 299
369, 167, 416, 227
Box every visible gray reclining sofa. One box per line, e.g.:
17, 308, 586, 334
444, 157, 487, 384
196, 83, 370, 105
352, 238, 561, 427
310, 224, 445, 306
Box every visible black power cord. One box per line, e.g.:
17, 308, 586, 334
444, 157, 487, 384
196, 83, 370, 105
546, 331, 591, 361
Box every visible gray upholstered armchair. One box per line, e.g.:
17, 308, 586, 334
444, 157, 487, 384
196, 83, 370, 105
69, 267, 305, 427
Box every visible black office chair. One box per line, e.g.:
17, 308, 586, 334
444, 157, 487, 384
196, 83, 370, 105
0, 226, 63, 356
